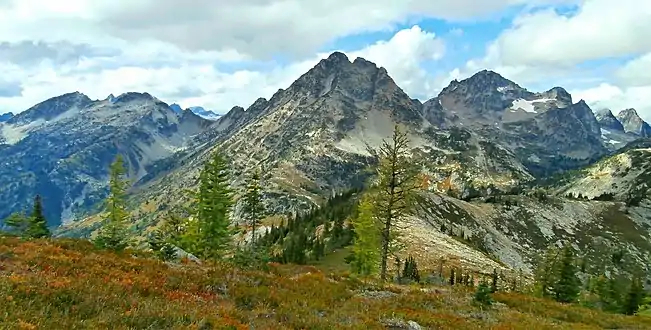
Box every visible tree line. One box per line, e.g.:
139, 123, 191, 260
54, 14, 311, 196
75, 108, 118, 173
2, 124, 648, 316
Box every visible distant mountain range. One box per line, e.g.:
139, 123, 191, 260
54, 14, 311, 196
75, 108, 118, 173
2, 51, 651, 280
169, 103, 221, 120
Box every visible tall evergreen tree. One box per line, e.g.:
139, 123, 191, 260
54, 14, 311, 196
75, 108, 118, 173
242, 170, 264, 246
534, 246, 562, 298
623, 276, 645, 315
350, 194, 380, 276
372, 125, 420, 281
193, 151, 234, 260
93, 155, 131, 251
553, 246, 581, 303
25, 195, 50, 238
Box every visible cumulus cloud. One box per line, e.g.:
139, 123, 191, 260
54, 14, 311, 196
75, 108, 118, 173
573, 84, 651, 120
616, 53, 651, 86
435, 0, 651, 121
0, 24, 444, 113
492, 0, 651, 67
0, 41, 119, 66
3, 0, 645, 120
0, 0, 575, 58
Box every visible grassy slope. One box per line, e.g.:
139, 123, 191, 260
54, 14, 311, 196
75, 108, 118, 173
1, 236, 650, 330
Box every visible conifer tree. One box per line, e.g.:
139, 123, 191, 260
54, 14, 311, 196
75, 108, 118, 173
148, 211, 186, 261
350, 194, 380, 276
3, 211, 29, 235
25, 195, 50, 238
93, 155, 131, 251
534, 246, 562, 298
553, 246, 581, 303
623, 276, 645, 315
372, 125, 420, 281
474, 282, 493, 307
242, 170, 264, 246
402, 255, 420, 282
193, 151, 234, 260
450, 269, 456, 286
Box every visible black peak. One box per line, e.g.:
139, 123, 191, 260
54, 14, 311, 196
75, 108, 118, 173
250, 97, 268, 108
352, 56, 377, 68
326, 51, 350, 63
596, 108, 625, 132
313, 52, 352, 72
472, 69, 507, 81
461, 69, 522, 90
618, 108, 640, 118
576, 99, 589, 107
114, 92, 155, 103
546, 86, 572, 100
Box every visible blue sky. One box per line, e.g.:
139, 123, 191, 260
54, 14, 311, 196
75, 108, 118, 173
0, 0, 650, 119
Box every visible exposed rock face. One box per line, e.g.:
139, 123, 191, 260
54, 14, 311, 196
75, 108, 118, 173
509, 100, 604, 158
0, 112, 14, 122
2, 52, 651, 280
0, 92, 210, 227
596, 108, 625, 132
617, 108, 651, 137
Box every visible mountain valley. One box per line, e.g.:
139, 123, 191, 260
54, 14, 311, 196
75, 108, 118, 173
2, 52, 651, 281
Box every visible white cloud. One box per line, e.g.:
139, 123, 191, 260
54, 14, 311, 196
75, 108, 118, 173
347, 26, 445, 98
435, 0, 651, 122
0, 0, 576, 58
0, 25, 444, 113
616, 52, 651, 86
1, 0, 575, 113
493, 0, 651, 67
572, 83, 651, 121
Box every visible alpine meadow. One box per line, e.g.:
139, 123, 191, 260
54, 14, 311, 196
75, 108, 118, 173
2, 1, 651, 329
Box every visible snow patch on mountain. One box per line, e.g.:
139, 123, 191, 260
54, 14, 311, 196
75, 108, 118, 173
510, 98, 554, 113
189, 107, 221, 121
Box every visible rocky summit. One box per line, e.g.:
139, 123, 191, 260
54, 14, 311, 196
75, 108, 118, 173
2, 52, 651, 280
0, 92, 210, 226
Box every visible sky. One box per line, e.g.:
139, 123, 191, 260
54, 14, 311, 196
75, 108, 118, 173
1, 0, 651, 120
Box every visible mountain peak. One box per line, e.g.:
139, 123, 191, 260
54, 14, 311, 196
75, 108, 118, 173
595, 108, 613, 116
576, 99, 589, 107
169, 103, 184, 115
113, 92, 156, 104
0, 112, 14, 122
618, 108, 640, 118
451, 70, 524, 94
10, 92, 93, 124
285, 51, 399, 102
595, 108, 624, 131
326, 51, 349, 63
617, 108, 651, 136
544, 87, 572, 104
